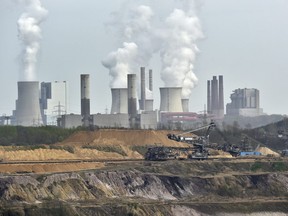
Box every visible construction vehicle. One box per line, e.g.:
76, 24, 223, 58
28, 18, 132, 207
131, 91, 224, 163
145, 122, 215, 161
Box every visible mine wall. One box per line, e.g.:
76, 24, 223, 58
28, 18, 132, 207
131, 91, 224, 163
0, 166, 288, 215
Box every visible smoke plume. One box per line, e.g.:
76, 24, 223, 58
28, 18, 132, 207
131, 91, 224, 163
102, 42, 138, 88
17, 0, 48, 81
103, 1, 203, 98
160, 7, 203, 98
102, 5, 156, 88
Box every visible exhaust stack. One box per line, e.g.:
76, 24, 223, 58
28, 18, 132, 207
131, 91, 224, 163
81, 74, 90, 127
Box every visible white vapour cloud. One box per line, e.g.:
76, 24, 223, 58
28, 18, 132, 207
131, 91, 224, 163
102, 42, 138, 88
102, 5, 155, 88
160, 8, 203, 98
103, 1, 203, 99
17, 0, 48, 81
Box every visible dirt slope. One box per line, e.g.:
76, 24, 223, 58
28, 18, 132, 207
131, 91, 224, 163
59, 129, 190, 147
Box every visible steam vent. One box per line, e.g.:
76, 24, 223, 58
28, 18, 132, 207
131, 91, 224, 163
15, 81, 43, 126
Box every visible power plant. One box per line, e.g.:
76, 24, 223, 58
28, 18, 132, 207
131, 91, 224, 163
4, 68, 270, 130
226, 88, 263, 117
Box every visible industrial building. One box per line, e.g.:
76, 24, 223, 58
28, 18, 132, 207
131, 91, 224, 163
40, 81, 67, 125
226, 88, 263, 117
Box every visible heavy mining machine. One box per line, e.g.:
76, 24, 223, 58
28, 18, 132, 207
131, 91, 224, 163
145, 122, 215, 161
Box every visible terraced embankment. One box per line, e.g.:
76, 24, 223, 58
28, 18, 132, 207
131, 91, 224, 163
0, 159, 288, 215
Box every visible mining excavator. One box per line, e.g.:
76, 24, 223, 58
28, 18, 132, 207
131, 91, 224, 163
145, 122, 216, 161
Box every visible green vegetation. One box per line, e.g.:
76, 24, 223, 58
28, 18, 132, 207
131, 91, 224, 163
272, 161, 287, 172
250, 162, 263, 172
0, 126, 78, 146
131, 146, 149, 156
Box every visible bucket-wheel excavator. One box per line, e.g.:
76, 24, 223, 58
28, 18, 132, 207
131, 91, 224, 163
145, 122, 216, 161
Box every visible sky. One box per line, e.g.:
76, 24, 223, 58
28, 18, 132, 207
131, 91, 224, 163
0, 0, 288, 117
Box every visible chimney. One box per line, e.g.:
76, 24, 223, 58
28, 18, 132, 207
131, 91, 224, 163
140, 67, 146, 110
207, 80, 211, 114
211, 76, 219, 115
127, 74, 138, 128
81, 74, 90, 127
149, 69, 153, 91
218, 75, 224, 118
127, 74, 137, 115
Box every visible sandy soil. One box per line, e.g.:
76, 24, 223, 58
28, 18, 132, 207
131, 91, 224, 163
0, 162, 104, 174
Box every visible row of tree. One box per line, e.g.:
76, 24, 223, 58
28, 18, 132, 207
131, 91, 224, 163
0, 126, 78, 146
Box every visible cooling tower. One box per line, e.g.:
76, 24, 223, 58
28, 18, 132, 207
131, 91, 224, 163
160, 87, 183, 112
145, 99, 153, 111
16, 81, 43, 126
81, 74, 90, 127
110, 88, 128, 114
181, 99, 189, 112
127, 74, 137, 115
140, 67, 146, 110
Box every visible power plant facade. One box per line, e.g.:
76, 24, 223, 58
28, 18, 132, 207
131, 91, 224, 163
15, 81, 43, 126
207, 75, 224, 118
7, 68, 271, 130
226, 88, 263, 117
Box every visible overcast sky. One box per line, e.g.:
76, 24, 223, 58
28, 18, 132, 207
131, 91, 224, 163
0, 0, 288, 117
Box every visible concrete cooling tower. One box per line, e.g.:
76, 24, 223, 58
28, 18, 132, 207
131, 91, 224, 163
160, 87, 183, 112
110, 88, 128, 114
181, 99, 189, 112
15, 81, 43, 126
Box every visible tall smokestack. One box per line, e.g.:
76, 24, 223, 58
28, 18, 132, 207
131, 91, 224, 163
110, 88, 128, 114
140, 67, 146, 110
149, 69, 153, 91
81, 74, 90, 127
128, 74, 138, 128
218, 75, 224, 118
207, 80, 211, 114
160, 87, 183, 112
127, 74, 137, 115
16, 81, 43, 126
211, 76, 219, 115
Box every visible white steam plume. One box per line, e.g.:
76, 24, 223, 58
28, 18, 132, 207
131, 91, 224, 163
160, 8, 203, 98
17, 0, 48, 81
102, 5, 155, 88
102, 42, 138, 88
103, 2, 203, 99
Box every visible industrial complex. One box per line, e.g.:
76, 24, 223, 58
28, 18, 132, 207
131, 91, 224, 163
0, 67, 273, 129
